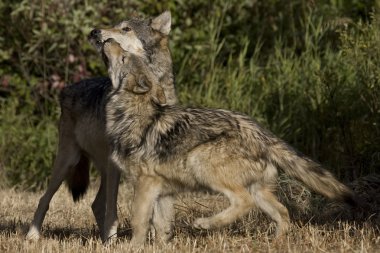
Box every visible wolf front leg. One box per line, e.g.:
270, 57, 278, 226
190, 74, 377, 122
130, 175, 163, 247
151, 195, 175, 242
102, 163, 121, 243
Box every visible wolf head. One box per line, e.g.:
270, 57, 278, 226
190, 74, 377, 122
103, 39, 167, 106
89, 11, 171, 58
89, 11, 177, 105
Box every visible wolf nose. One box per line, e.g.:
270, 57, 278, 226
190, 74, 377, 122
89, 29, 101, 38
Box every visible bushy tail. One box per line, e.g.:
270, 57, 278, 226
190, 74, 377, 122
269, 142, 357, 206
66, 154, 90, 202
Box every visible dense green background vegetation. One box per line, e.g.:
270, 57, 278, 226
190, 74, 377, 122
0, 0, 379, 190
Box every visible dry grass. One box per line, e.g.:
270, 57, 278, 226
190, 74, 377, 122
0, 180, 379, 253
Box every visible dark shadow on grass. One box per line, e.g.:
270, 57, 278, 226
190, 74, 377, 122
41, 224, 133, 244
0, 219, 101, 244
0, 217, 137, 245
0, 219, 25, 236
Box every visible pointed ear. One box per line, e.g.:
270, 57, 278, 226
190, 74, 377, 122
132, 75, 151, 94
153, 85, 167, 105
151, 11, 171, 35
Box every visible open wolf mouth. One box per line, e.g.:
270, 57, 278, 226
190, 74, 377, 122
88, 29, 106, 51
90, 37, 117, 53
99, 38, 118, 67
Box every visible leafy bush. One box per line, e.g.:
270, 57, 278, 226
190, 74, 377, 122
0, 0, 379, 189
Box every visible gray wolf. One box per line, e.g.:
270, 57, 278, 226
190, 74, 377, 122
26, 11, 176, 243
102, 39, 357, 247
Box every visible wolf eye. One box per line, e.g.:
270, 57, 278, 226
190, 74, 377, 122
122, 27, 131, 32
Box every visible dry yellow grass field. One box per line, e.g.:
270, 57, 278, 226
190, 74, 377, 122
0, 178, 379, 253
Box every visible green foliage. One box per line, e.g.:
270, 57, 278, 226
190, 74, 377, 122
0, 0, 379, 189
0, 88, 59, 189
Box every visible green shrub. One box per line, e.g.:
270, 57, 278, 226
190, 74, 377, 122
0, 0, 379, 189
0, 89, 58, 189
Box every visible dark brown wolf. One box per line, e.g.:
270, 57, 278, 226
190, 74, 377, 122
26, 11, 176, 242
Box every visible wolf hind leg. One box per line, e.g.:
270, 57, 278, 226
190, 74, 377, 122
91, 168, 106, 238
249, 183, 290, 236
193, 185, 254, 230
187, 147, 255, 230
26, 135, 81, 240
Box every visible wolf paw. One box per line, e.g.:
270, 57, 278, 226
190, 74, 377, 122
130, 237, 145, 251
193, 218, 212, 229
275, 221, 290, 237
102, 232, 118, 246
26, 226, 40, 241
102, 222, 118, 244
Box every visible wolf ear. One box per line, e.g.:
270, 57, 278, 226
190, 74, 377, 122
151, 11, 171, 35
132, 75, 151, 94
